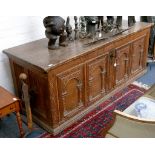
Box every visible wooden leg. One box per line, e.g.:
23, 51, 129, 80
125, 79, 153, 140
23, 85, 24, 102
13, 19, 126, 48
16, 112, 24, 137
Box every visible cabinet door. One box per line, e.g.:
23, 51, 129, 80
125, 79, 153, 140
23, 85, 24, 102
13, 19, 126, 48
57, 66, 84, 120
115, 44, 130, 85
131, 37, 145, 74
87, 54, 108, 103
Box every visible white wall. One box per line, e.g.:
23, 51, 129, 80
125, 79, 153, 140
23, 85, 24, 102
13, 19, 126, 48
0, 16, 140, 93
0, 16, 45, 93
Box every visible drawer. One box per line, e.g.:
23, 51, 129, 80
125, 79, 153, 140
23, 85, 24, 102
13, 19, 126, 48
0, 103, 16, 117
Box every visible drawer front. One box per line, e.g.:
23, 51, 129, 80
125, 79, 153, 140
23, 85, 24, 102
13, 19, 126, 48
0, 103, 16, 117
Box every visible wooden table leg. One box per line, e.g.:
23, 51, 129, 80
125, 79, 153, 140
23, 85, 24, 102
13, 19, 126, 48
16, 112, 25, 137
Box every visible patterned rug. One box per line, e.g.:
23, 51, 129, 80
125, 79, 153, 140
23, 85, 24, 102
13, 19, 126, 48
39, 84, 146, 138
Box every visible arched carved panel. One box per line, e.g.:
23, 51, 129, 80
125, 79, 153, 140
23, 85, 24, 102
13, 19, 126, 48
86, 54, 108, 104
131, 36, 145, 74
57, 66, 84, 120
115, 44, 130, 85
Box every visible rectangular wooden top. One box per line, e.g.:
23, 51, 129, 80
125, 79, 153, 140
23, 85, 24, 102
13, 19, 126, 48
3, 22, 153, 73
0, 86, 19, 109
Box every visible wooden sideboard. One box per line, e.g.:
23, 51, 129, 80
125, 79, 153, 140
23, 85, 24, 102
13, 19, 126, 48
3, 22, 152, 135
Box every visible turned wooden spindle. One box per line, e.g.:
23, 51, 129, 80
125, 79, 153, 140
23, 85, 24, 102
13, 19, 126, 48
19, 73, 33, 132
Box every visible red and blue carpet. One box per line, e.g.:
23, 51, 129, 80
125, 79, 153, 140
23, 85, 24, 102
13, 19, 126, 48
39, 84, 146, 138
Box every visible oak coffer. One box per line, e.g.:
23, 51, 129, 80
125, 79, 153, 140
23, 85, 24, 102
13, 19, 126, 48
3, 22, 152, 135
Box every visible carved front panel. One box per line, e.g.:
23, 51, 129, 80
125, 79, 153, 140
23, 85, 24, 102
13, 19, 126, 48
86, 54, 108, 103
57, 66, 84, 120
115, 44, 130, 85
131, 37, 145, 74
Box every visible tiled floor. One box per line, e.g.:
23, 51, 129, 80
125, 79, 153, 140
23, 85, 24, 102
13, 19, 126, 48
0, 63, 155, 138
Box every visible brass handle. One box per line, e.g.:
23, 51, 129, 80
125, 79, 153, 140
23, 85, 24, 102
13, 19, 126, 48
114, 63, 120, 67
